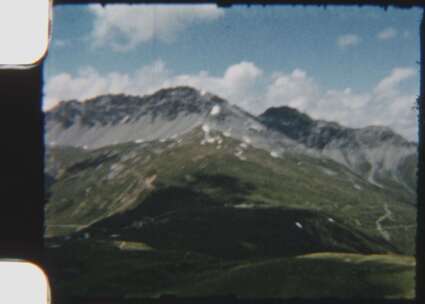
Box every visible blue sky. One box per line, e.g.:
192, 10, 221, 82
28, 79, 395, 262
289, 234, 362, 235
44, 5, 422, 141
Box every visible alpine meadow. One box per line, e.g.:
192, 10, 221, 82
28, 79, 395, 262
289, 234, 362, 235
44, 5, 420, 300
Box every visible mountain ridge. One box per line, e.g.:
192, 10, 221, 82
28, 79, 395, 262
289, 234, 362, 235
46, 86, 417, 195
48, 87, 416, 145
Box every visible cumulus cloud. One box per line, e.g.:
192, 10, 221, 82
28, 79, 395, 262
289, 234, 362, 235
337, 34, 361, 49
44, 60, 263, 111
377, 27, 398, 40
374, 67, 415, 97
89, 4, 224, 52
44, 62, 418, 141
265, 69, 319, 111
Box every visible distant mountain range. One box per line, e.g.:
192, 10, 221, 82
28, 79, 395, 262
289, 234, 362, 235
46, 86, 417, 196
44, 86, 417, 299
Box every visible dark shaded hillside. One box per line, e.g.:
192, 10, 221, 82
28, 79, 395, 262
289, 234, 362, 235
79, 203, 398, 260
45, 238, 415, 299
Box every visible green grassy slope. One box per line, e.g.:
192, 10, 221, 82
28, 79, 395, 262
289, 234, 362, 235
175, 252, 415, 299
45, 128, 416, 254
44, 128, 417, 299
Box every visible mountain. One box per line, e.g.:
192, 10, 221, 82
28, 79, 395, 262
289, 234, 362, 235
46, 86, 296, 151
259, 106, 417, 197
46, 86, 417, 199
44, 86, 417, 299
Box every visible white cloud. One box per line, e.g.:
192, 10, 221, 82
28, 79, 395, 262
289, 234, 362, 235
44, 62, 418, 141
44, 67, 131, 110
337, 34, 361, 49
44, 60, 263, 111
377, 27, 398, 40
265, 69, 319, 112
89, 4, 224, 52
374, 67, 415, 97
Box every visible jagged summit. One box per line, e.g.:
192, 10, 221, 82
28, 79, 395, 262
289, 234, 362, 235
50, 86, 225, 111
46, 86, 267, 150
47, 86, 229, 129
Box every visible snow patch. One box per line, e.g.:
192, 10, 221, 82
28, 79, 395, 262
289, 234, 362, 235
240, 142, 248, 149
270, 151, 279, 158
134, 139, 144, 144
201, 124, 222, 145
223, 130, 232, 137
235, 149, 246, 161
248, 123, 264, 132
120, 115, 130, 124
242, 136, 252, 144
295, 222, 303, 229
202, 124, 210, 133
210, 105, 221, 116
328, 217, 335, 223
321, 167, 337, 176
234, 203, 256, 209
353, 184, 362, 190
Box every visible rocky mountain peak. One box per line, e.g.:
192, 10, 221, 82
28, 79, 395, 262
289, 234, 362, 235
259, 105, 414, 149
260, 106, 313, 124
259, 106, 315, 141
143, 86, 227, 118
47, 86, 228, 129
